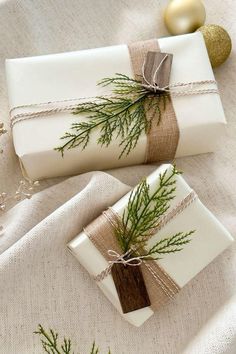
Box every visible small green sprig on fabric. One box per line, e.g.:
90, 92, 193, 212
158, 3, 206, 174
114, 166, 195, 259
55, 73, 168, 158
34, 325, 111, 354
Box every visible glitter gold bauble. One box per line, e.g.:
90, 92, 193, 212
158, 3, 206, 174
164, 0, 206, 35
197, 24, 232, 67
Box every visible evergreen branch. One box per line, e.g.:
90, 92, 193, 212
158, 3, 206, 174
34, 325, 111, 354
114, 166, 195, 258
55, 73, 167, 157
115, 166, 180, 252
145, 231, 195, 259
90, 342, 99, 354
34, 325, 61, 354
61, 338, 72, 354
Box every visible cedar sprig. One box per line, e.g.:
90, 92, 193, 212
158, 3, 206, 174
114, 166, 195, 258
55, 73, 168, 158
89, 342, 111, 354
144, 231, 195, 259
34, 325, 111, 354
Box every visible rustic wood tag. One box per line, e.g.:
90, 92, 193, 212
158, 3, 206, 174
111, 261, 151, 313
143, 51, 173, 91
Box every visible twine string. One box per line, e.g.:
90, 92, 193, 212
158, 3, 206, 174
107, 249, 144, 266
10, 53, 219, 128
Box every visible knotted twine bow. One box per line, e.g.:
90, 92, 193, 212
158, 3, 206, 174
105, 249, 144, 271
84, 189, 197, 311
9, 39, 219, 164
99, 247, 153, 280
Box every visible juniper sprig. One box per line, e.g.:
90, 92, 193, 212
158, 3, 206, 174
34, 325, 111, 354
55, 73, 168, 158
114, 166, 195, 259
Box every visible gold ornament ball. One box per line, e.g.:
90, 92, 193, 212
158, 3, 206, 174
197, 25, 232, 67
164, 0, 206, 35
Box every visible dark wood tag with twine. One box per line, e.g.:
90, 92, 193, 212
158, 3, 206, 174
111, 259, 151, 313
142, 51, 173, 92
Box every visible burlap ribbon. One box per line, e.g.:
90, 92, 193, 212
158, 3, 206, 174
84, 190, 197, 311
128, 39, 179, 163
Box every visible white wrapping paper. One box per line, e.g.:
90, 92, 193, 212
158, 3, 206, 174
6, 32, 226, 180
68, 164, 233, 327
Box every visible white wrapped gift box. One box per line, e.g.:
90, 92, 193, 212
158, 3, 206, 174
6, 32, 226, 180
68, 164, 234, 327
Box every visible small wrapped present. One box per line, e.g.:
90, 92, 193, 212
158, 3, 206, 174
6, 32, 226, 180
68, 164, 233, 327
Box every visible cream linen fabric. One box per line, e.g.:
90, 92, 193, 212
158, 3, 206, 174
0, 0, 235, 353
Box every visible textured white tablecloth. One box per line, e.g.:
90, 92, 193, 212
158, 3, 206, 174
0, 1, 235, 353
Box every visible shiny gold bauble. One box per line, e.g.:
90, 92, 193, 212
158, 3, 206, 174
197, 25, 232, 67
164, 0, 206, 35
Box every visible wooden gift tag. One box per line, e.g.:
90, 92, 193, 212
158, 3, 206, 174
111, 261, 151, 313
143, 51, 173, 91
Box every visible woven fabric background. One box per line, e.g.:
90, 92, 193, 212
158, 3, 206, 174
0, 1, 235, 353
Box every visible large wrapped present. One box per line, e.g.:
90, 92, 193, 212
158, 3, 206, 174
6, 32, 225, 180
68, 164, 233, 327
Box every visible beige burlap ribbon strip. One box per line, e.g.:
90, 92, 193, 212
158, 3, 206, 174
84, 189, 197, 311
128, 39, 179, 162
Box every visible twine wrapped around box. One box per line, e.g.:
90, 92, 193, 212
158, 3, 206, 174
9, 39, 219, 167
